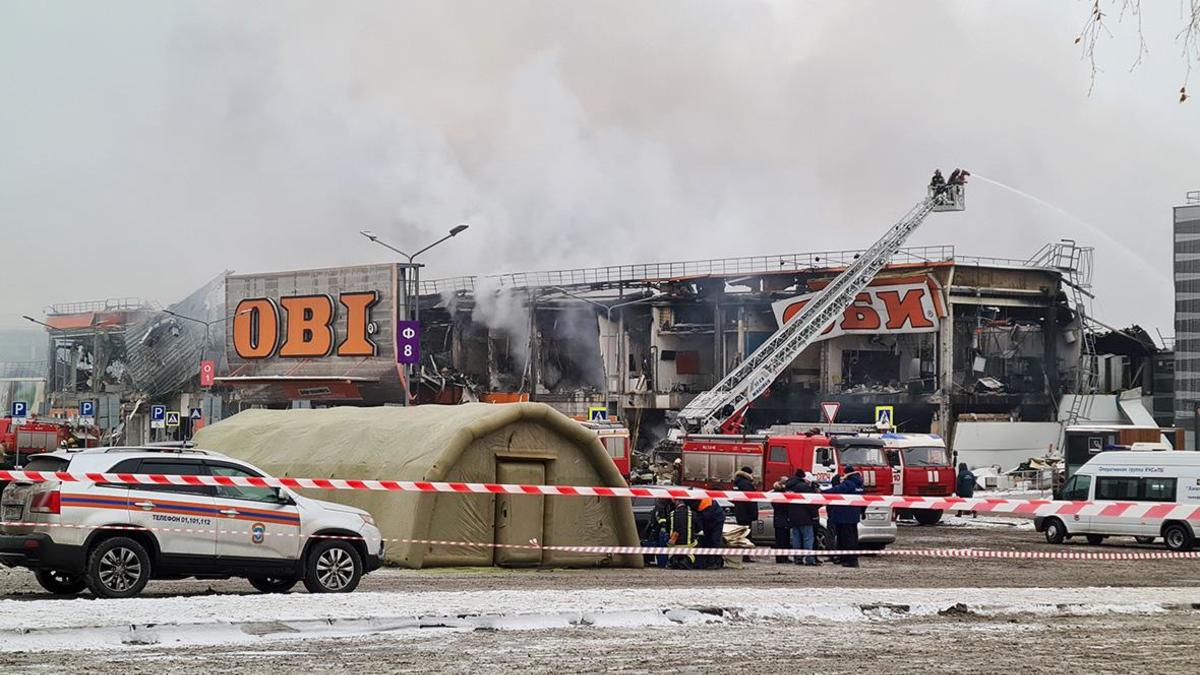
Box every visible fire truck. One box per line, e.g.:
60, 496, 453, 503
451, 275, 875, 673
577, 418, 632, 480
680, 430, 955, 523
671, 180, 966, 522
0, 416, 96, 471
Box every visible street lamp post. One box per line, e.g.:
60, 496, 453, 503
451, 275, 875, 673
360, 225, 470, 405
547, 287, 659, 416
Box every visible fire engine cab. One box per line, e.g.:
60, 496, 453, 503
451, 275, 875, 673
831, 433, 955, 524
577, 419, 631, 480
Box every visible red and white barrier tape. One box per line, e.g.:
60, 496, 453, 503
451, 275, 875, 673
4, 469, 1199, 522
3, 520, 1197, 561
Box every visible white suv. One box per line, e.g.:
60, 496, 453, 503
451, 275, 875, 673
0, 447, 384, 598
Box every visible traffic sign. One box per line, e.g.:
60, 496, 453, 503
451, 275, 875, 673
199, 360, 216, 388
588, 406, 609, 422
189, 407, 203, 421
166, 411, 181, 428
819, 401, 841, 424
396, 321, 420, 366
10, 401, 28, 419
874, 405, 895, 430
151, 405, 166, 429
79, 400, 96, 418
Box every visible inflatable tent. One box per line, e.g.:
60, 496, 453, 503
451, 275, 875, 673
193, 403, 641, 568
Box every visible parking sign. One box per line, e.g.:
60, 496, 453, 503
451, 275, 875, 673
151, 404, 166, 429
80, 400, 96, 418
11, 401, 28, 419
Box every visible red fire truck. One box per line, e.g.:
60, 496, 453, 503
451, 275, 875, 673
577, 419, 632, 480
0, 417, 95, 468
680, 430, 955, 523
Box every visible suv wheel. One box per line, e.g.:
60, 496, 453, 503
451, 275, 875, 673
85, 537, 151, 599
249, 576, 299, 594
303, 541, 363, 593
35, 569, 87, 595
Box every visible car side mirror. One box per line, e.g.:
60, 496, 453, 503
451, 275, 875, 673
275, 489, 295, 505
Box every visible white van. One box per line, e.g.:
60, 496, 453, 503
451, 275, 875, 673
1035, 450, 1200, 551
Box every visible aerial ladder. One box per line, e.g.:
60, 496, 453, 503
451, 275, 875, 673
676, 180, 966, 435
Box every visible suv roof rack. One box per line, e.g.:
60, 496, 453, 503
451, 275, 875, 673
103, 443, 211, 455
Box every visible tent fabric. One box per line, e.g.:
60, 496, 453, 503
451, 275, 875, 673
193, 403, 642, 569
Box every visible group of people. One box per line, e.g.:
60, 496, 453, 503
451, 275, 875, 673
929, 168, 970, 194
641, 465, 868, 570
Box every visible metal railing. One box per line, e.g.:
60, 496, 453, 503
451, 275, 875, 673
46, 297, 152, 315
423, 242, 1087, 296
0, 361, 46, 378
1188, 190, 1200, 205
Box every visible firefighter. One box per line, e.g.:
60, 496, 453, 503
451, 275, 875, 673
929, 169, 945, 192
732, 466, 757, 563
667, 498, 697, 569
956, 463, 978, 518
771, 477, 792, 563
696, 497, 726, 569
786, 470, 821, 566
643, 498, 673, 568
825, 467, 866, 568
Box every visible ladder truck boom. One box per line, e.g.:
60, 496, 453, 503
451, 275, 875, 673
677, 182, 966, 434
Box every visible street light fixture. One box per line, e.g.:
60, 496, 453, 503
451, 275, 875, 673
21, 315, 53, 329
360, 224, 471, 404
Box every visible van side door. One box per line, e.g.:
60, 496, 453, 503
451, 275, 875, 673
1059, 474, 1092, 535
1092, 475, 1142, 536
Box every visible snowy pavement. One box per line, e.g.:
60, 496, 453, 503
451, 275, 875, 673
1, 585, 1197, 653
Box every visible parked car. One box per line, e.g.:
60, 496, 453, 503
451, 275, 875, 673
0, 446, 384, 598
1035, 449, 1200, 551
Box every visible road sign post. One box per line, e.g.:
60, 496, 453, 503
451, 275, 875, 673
819, 401, 841, 424
874, 405, 895, 431
79, 400, 96, 426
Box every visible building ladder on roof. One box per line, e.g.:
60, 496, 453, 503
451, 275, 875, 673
1056, 241, 1098, 426
676, 183, 966, 434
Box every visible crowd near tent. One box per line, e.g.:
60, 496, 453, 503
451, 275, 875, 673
194, 403, 642, 569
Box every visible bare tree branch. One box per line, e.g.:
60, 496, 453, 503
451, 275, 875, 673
1076, 0, 1199, 102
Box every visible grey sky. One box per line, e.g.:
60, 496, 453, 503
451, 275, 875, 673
0, 1, 1195, 337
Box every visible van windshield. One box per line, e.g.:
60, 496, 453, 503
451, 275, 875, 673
901, 446, 951, 467
838, 446, 886, 466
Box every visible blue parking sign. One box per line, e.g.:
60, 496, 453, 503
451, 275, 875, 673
11, 401, 28, 419
80, 400, 96, 418
151, 405, 166, 421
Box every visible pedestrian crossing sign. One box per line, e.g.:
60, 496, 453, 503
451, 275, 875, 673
874, 405, 894, 430
588, 406, 608, 422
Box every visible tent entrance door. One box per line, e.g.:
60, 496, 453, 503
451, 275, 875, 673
495, 461, 546, 567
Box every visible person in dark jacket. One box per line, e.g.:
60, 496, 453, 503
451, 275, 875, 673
643, 499, 673, 567
786, 470, 821, 566
696, 498, 726, 569
731, 466, 757, 563
667, 498, 697, 569
825, 472, 842, 561
825, 469, 866, 567
770, 477, 792, 563
956, 462, 977, 518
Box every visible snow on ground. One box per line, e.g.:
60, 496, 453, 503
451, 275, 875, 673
1, 586, 1196, 653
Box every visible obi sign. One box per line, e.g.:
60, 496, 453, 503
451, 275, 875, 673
232, 292, 380, 359
771, 277, 946, 340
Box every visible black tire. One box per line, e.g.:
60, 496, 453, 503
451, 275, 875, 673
1163, 522, 1195, 552
814, 526, 828, 550
249, 576, 299, 594
1135, 536, 1157, 545
914, 510, 943, 526
85, 537, 151, 599
302, 541, 363, 593
1043, 518, 1067, 545
34, 569, 87, 595
1085, 534, 1105, 546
